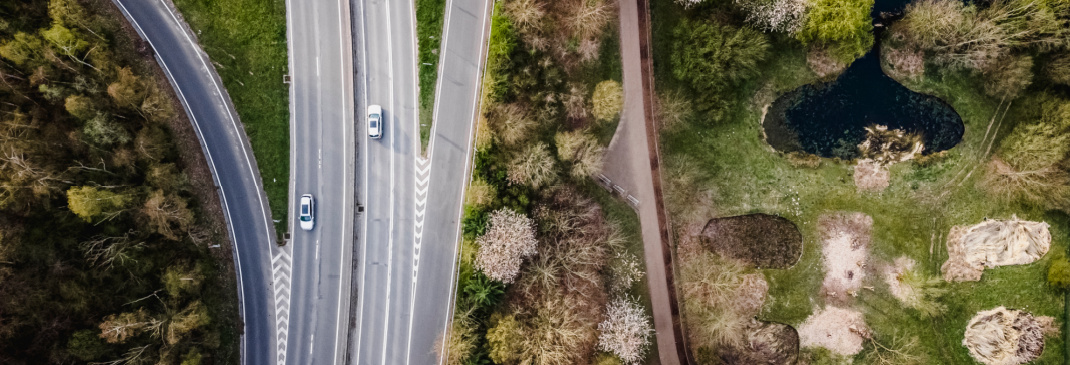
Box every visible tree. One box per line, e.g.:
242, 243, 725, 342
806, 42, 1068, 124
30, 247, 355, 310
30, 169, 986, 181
983, 96, 1070, 208
163, 263, 204, 299
67, 329, 108, 361
98, 308, 158, 344
67, 186, 131, 222
507, 142, 557, 188
166, 301, 210, 345
898, 0, 1070, 71
597, 296, 653, 365
0, 32, 45, 66
737, 0, 808, 34
180, 348, 204, 365
983, 54, 1033, 99
41, 24, 90, 58
555, 130, 605, 178
672, 19, 769, 113
108, 67, 147, 108
796, 0, 874, 64
141, 189, 195, 241
475, 208, 538, 283
487, 313, 524, 364
65, 94, 95, 120
592, 80, 623, 122
84, 113, 131, 145
1049, 54, 1070, 85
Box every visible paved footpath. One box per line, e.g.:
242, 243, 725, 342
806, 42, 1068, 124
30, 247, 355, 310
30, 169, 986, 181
602, 0, 692, 364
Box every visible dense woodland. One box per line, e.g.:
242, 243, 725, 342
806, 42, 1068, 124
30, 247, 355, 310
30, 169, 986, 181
0, 0, 237, 363
445, 0, 653, 364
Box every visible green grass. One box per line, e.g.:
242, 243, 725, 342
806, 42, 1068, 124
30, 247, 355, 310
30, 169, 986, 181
417, 0, 446, 153
171, 0, 290, 235
651, 0, 1068, 362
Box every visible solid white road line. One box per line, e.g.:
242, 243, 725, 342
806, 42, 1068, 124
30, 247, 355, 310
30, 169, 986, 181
332, 0, 352, 361
353, 0, 371, 360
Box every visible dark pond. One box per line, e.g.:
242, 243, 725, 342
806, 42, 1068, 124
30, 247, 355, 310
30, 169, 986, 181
763, 5, 964, 159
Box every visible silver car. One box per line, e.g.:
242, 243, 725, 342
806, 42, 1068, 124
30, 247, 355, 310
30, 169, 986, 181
368, 104, 383, 139
299, 194, 315, 231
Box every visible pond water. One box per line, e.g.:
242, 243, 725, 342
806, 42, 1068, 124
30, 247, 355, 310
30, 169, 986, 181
763, 5, 964, 159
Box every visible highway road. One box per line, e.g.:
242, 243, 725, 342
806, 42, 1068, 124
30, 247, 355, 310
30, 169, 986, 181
350, 0, 491, 362
351, 0, 420, 362
110, 1, 280, 364
283, 0, 357, 363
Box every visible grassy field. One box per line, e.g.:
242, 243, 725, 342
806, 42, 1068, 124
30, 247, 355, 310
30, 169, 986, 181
417, 0, 446, 152
651, 0, 1068, 363
171, 0, 290, 235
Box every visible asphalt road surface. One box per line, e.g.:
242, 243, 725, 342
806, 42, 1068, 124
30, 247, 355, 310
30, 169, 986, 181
284, 0, 357, 363
351, 0, 491, 362
351, 0, 420, 362
111, 1, 279, 364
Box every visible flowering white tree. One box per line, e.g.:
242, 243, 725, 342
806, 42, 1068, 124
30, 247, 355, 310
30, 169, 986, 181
737, 0, 808, 34
597, 296, 653, 364
475, 209, 538, 283
674, 0, 709, 9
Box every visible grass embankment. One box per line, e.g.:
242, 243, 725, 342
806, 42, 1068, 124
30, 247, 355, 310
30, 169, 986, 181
651, 0, 1068, 363
417, 0, 445, 152
171, 0, 289, 234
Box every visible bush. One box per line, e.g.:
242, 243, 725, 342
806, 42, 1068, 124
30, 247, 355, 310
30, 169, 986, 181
592, 80, 623, 122
796, 0, 873, 64
555, 130, 605, 178
1047, 257, 1070, 291
507, 142, 558, 188
597, 296, 653, 364
671, 19, 769, 114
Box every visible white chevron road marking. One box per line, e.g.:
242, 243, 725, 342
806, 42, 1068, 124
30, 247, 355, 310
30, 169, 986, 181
270, 249, 292, 364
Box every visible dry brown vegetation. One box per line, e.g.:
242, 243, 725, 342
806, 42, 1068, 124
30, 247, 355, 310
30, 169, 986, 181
678, 241, 769, 351
963, 307, 1050, 365
485, 187, 626, 364
503, 0, 616, 71
941, 216, 1052, 282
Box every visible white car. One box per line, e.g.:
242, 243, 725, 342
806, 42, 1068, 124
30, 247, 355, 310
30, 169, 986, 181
299, 194, 315, 231
368, 104, 383, 139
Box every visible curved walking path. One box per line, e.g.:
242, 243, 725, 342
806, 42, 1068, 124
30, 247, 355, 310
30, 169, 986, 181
602, 0, 692, 363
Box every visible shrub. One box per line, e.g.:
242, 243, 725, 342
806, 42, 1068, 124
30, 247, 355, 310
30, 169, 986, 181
671, 19, 769, 113
736, 0, 807, 34
67, 186, 131, 222
490, 103, 537, 146
465, 178, 497, 208
1048, 54, 1070, 86
507, 142, 558, 188
474, 209, 538, 283
555, 130, 605, 178
796, 0, 874, 64
592, 80, 623, 122
1047, 257, 1070, 291
654, 90, 693, 131
597, 296, 653, 364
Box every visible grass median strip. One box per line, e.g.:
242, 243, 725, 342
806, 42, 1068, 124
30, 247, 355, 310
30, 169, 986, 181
171, 0, 290, 235
417, 0, 446, 153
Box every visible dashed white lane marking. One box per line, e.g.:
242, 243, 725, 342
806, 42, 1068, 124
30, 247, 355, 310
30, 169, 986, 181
271, 249, 292, 364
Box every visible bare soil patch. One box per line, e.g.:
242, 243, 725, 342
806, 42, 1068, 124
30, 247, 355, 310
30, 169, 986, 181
700, 213, 803, 269
963, 307, 1052, 365
798, 306, 870, 356
817, 212, 873, 305
941, 216, 1052, 282
854, 159, 890, 192
883, 256, 917, 304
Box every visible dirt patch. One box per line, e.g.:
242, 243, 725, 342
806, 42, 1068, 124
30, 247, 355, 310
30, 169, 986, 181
818, 212, 873, 304
963, 307, 1049, 365
941, 216, 1051, 282
883, 256, 917, 304
719, 320, 800, 365
854, 159, 890, 192
700, 213, 803, 269
798, 306, 869, 356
